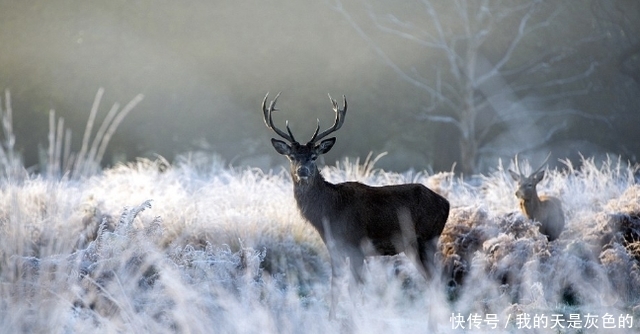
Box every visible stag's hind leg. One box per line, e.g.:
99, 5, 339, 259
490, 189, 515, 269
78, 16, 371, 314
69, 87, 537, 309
409, 237, 439, 280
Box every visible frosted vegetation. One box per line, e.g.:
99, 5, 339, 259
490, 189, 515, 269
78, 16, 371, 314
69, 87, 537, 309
1, 92, 639, 333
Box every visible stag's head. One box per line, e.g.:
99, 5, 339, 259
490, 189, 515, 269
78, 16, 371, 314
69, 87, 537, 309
262, 92, 347, 184
508, 154, 550, 201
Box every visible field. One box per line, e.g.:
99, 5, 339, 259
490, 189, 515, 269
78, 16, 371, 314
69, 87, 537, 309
0, 150, 638, 333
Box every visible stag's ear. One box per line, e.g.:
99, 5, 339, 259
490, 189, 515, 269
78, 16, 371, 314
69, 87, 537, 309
532, 170, 545, 184
315, 137, 336, 155
508, 170, 520, 181
271, 138, 291, 155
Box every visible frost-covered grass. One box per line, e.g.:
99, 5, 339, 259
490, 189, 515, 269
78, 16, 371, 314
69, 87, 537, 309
0, 152, 639, 333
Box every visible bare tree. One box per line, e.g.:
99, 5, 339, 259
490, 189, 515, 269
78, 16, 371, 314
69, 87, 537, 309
332, 0, 606, 174
588, 0, 640, 160
590, 0, 640, 85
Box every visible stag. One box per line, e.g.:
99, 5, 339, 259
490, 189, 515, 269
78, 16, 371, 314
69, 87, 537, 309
508, 154, 565, 241
262, 92, 450, 316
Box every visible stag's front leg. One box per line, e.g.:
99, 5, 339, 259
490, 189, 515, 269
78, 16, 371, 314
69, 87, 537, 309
328, 254, 347, 320
347, 248, 367, 317
328, 247, 365, 320
346, 246, 365, 284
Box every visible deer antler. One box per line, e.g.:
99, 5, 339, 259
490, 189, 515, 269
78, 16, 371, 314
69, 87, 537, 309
262, 92, 297, 143
513, 152, 551, 176
514, 153, 522, 176
532, 152, 552, 175
309, 94, 347, 143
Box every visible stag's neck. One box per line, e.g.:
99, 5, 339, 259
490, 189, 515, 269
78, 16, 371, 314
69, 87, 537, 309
292, 172, 336, 238
520, 196, 541, 218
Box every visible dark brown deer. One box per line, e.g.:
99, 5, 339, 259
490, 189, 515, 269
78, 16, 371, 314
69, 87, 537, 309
262, 92, 450, 316
509, 154, 565, 241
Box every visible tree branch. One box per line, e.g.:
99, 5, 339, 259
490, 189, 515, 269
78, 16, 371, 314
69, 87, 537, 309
415, 111, 465, 134
476, 1, 553, 85
369, 12, 443, 49
331, 0, 458, 110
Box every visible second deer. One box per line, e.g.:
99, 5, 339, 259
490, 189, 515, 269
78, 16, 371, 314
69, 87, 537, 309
509, 154, 565, 241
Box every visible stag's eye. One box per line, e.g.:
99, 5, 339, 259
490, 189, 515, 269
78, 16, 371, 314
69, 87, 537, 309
310, 154, 318, 161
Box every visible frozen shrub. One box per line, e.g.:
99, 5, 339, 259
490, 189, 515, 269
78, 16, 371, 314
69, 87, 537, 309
0, 154, 639, 332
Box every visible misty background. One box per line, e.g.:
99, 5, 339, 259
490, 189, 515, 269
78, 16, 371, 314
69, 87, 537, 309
1, 0, 639, 174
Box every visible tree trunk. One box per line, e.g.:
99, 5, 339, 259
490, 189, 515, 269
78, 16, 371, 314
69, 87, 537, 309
459, 136, 477, 176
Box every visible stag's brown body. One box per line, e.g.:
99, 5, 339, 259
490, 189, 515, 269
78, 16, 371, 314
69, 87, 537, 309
262, 93, 449, 317
294, 170, 450, 272
510, 156, 565, 241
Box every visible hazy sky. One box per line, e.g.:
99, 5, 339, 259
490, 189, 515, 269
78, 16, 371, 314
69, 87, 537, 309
0, 1, 392, 167
1, 0, 638, 173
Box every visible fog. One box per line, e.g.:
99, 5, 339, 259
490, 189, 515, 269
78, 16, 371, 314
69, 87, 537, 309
1, 0, 639, 173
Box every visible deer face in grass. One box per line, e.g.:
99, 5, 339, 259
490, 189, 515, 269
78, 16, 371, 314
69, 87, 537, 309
509, 170, 544, 201
271, 138, 335, 184
509, 153, 550, 202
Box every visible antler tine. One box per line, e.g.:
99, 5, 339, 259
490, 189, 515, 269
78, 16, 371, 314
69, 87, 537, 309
533, 152, 552, 175
262, 92, 297, 143
514, 153, 521, 175
309, 94, 347, 143
309, 118, 320, 142
284, 120, 297, 143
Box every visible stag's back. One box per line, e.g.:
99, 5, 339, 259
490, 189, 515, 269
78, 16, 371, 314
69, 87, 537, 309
318, 182, 449, 243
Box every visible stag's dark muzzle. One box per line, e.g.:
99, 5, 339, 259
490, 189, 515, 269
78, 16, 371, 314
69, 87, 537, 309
296, 166, 311, 180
